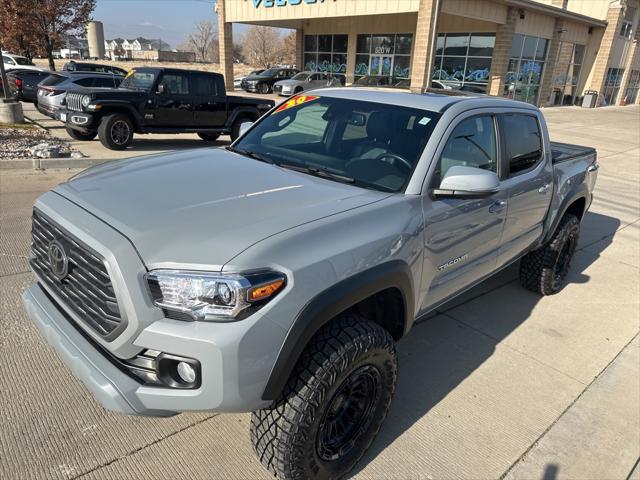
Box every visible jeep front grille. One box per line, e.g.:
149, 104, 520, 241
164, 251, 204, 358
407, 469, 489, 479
30, 209, 124, 338
66, 92, 84, 112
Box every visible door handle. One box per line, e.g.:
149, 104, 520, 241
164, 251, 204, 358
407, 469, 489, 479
538, 183, 551, 194
489, 200, 507, 214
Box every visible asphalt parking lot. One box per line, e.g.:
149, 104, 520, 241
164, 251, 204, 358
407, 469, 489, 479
1, 105, 639, 480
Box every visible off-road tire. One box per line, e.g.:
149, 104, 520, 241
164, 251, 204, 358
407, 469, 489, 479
520, 213, 580, 295
258, 83, 271, 94
251, 313, 397, 480
66, 128, 97, 141
98, 113, 134, 150
197, 132, 220, 142
230, 116, 253, 141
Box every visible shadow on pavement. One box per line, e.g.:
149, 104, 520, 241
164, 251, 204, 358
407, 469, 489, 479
353, 211, 621, 474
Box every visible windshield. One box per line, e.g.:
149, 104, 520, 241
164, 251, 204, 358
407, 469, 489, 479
119, 70, 156, 91
14, 57, 34, 66
259, 68, 279, 77
291, 72, 311, 81
234, 96, 440, 192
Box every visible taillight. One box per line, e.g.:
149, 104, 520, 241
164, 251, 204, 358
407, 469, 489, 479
14, 78, 23, 88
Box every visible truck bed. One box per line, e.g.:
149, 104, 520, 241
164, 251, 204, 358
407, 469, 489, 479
551, 141, 596, 164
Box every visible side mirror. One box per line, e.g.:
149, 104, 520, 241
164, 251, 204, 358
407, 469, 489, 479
238, 121, 253, 138
156, 83, 165, 95
432, 165, 499, 198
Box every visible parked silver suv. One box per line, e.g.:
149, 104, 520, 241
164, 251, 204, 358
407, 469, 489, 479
23, 89, 598, 480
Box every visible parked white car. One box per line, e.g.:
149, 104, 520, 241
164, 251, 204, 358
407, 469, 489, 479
2, 53, 43, 72
273, 71, 344, 96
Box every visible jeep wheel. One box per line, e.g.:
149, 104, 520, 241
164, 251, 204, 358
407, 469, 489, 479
230, 117, 253, 142
65, 128, 97, 141
520, 213, 580, 295
197, 132, 220, 142
251, 313, 397, 480
98, 113, 134, 150
258, 83, 270, 94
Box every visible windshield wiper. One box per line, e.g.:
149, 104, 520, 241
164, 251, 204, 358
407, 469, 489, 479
226, 146, 275, 164
277, 162, 356, 185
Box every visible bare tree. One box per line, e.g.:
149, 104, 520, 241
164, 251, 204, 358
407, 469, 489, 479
241, 26, 283, 69
188, 20, 216, 63
281, 31, 297, 67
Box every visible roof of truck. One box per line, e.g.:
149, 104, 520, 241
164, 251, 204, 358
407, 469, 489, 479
315, 87, 539, 113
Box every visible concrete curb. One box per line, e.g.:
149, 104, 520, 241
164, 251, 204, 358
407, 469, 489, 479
0, 157, 109, 170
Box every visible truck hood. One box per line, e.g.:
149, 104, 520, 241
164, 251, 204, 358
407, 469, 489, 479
54, 148, 390, 269
68, 87, 147, 101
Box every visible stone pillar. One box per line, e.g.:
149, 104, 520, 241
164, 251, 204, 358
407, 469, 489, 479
537, 19, 564, 107
586, 4, 625, 101
216, 0, 234, 91
0, 99, 24, 123
487, 7, 518, 97
616, 38, 639, 105
346, 32, 358, 84
295, 28, 304, 70
409, 0, 441, 93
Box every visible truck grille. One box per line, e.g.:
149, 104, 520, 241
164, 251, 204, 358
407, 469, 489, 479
66, 92, 84, 112
30, 209, 124, 338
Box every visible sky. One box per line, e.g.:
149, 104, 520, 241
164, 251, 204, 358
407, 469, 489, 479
93, 0, 244, 49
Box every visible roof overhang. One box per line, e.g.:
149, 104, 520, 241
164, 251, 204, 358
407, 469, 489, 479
501, 0, 607, 27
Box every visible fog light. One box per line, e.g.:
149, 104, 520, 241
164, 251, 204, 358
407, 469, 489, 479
177, 361, 196, 384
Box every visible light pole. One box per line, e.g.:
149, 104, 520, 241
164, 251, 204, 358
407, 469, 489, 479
0, 41, 10, 100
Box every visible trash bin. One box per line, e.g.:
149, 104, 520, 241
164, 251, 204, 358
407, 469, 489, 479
582, 90, 598, 108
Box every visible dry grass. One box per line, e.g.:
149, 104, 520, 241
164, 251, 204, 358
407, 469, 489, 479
0, 122, 36, 130
32, 58, 257, 78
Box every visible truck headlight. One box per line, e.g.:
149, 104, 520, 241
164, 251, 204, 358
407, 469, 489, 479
146, 270, 285, 321
81, 95, 91, 107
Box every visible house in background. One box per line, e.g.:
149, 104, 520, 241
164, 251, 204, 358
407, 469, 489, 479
104, 37, 195, 63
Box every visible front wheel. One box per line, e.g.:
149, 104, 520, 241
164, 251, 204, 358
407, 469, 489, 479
520, 213, 580, 295
66, 128, 97, 141
197, 132, 220, 142
251, 314, 397, 480
98, 113, 134, 150
258, 83, 270, 94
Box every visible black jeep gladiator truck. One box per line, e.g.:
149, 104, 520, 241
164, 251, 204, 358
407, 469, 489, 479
59, 67, 275, 150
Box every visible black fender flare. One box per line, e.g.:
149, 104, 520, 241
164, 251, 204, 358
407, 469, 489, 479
225, 108, 261, 129
262, 260, 414, 401
95, 102, 144, 128
543, 183, 589, 244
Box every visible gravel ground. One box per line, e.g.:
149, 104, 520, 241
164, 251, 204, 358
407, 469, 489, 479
0, 126, 76, 159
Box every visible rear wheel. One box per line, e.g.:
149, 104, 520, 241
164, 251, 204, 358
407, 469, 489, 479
520, 213, 580, 295
230, 116, 254, 142
98, 113, 134, 150
65, 128, 97, 141
251, 313, 397, 480
197, 132, 220, 142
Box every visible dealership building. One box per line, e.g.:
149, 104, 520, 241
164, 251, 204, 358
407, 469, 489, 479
216, 0, 640, 107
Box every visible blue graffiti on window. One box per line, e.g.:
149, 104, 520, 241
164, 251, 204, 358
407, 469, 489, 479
433, 68, 490, 83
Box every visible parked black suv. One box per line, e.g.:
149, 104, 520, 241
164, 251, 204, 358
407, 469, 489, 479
59, 67, 275, 150
240, 67, 299, 94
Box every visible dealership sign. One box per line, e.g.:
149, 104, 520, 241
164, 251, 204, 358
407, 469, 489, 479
247, 0, 330, 7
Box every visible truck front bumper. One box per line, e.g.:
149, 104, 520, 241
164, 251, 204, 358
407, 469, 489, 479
58, 109, 95, 131
22, 281, 281, 416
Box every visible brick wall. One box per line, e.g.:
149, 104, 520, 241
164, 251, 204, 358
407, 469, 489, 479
538, 19, 564, 106
409, 0, 440, 92
217, 0, 235, 90
587, 5, 625, 100
487, 7, 518, 97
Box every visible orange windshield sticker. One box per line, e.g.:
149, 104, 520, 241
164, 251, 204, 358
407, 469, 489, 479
274, 95, 319, 113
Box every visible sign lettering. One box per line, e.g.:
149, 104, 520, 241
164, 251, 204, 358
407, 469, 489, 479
248, 0, 327, 8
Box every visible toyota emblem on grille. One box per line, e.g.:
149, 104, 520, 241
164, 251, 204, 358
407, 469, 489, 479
48, 240, 69, 280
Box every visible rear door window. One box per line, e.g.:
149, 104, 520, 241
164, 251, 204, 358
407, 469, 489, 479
502, 114, 543, 176
158, 73, 190, 95
74, 78, 95, 87
192, 73, 218, 97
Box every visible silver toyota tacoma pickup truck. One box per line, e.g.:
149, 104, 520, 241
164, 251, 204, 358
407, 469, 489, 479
23, 89, 598, 480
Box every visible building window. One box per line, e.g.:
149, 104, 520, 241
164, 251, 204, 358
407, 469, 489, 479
622, 70, 640, 104
551, 42, 584, 105
603, 68, 625, 105
355, 33, 414, 81
303, 34, 348, 74
432, 33, 495, 92
504, 34, 549, 105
